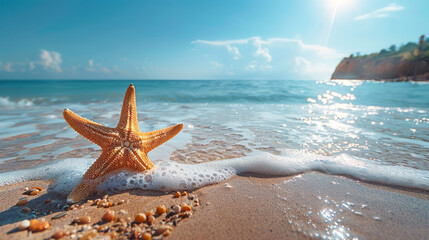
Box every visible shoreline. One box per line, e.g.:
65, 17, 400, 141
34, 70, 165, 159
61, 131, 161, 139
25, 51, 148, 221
1, 172, 428, 239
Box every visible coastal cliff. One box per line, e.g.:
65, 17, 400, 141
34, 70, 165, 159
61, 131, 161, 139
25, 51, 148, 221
331, 38, 429, 81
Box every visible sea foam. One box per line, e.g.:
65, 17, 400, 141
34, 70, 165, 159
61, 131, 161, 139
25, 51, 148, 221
1, 150, 428, 196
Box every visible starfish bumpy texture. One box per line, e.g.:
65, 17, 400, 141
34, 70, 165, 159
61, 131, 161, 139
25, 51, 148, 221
63, 84, 183, 203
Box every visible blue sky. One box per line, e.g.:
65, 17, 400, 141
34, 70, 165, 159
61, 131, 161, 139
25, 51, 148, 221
0, 0, 427, 80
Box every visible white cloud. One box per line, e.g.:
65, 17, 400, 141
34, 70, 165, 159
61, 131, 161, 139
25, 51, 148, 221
102, 67, 111, 74
251, 37, 272, 62
3, 62, 14, 72
39, 49, 62, 72
29, 61, 35, 71
226, 45, 241, 60
193, 36, 342, 61
355, 3, 404, 20
193, 39, 247, 60
246, 63, 257, 71
85, 59, 96, 72
210, 61, 223, 67
193, 36, 343, 80
294, 56, 332, 77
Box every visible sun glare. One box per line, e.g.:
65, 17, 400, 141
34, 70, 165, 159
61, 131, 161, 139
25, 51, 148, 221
328, 0, 352, 9
324, 0, 353, 45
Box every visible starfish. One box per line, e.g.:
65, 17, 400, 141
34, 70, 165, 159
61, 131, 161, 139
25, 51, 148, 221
63, 84, 183, 203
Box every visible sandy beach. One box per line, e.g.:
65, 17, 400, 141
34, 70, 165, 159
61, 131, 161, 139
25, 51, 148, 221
1, 172, 428, 239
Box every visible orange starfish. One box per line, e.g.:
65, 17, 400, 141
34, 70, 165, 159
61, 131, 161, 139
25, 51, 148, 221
63, 84, 183, 203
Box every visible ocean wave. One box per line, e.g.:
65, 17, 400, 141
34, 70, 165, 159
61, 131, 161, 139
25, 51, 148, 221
1, 150, 427, 197
0, 96, 34, 107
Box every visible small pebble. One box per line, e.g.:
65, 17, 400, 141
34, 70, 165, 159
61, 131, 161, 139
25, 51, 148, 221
156, 205, 166, 215
81, 229, 98, 239
18, 219, 30, 230
76, 216, 91, 224
16, 198, 28, 206
181, 203, 192, 212
179, 211, 192, 218
118, 209, 128, 215
118, 199, 125, 205
28, 219, 50, 232
173, 205, 181, 214
52, 230, 68, 239
102, 194, 108, 199
30, 189, 40, 195
44, 199, 51, 204
182, 191, 188, 196
174, 191, 181, 198
163, 230, 171, 237
147, 215, 155, 225
134, 213, 147, 223
146, 210, 154, 217
142, 232, 152, 240
52, 212, 68, 219
156, 225, 172, 235
102, 210, 115, 222
22, 207, 31, 213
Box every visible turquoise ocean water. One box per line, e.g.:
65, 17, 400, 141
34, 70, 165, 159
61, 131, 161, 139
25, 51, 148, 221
0, 80, 428, 191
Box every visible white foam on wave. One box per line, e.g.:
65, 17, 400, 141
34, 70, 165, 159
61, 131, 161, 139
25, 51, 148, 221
0, 96, 34, 107
1, 151, 428, 196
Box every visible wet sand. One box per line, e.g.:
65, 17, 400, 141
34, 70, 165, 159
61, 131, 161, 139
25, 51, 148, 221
0, 172, 428, 239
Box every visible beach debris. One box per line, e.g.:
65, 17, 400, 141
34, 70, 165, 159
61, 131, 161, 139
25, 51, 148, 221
28, 219, 50, 232
173, 205, 181, 214
64, 84, 183, 203
181, 203, 192, 212
16, 197, 28, 206
135, 213, 147, 223
80, 229, 98, 240
22, 207, 31, 213
102, 210, 115, 222
156, 205, 166, 215
29, 189, 40, 195
182, 191, 188, 196
55, 200, 202, 239
118, 209, 128, 215
156, 225, 172, 235
118, 199, 125, 205
51, 212, 68, 220
146, 210, 154, 217
32, 187, 43, 191
52, 230, 69, 239
224, 183, 233, 189
75, 216, 91, 224
147, 215, 155, 225
44, 199, 51, 204
174, 191, 181, 198
18, 219, 30, 230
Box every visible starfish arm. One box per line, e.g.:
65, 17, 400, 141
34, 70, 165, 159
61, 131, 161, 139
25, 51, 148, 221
129, 148, 155, 170
141, 123, 183, 153
63, 109, 118, 147
116, 84, 140, 132
67, 178, 99, 203
67, 148, 154, 203
67, 149, 123, 203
